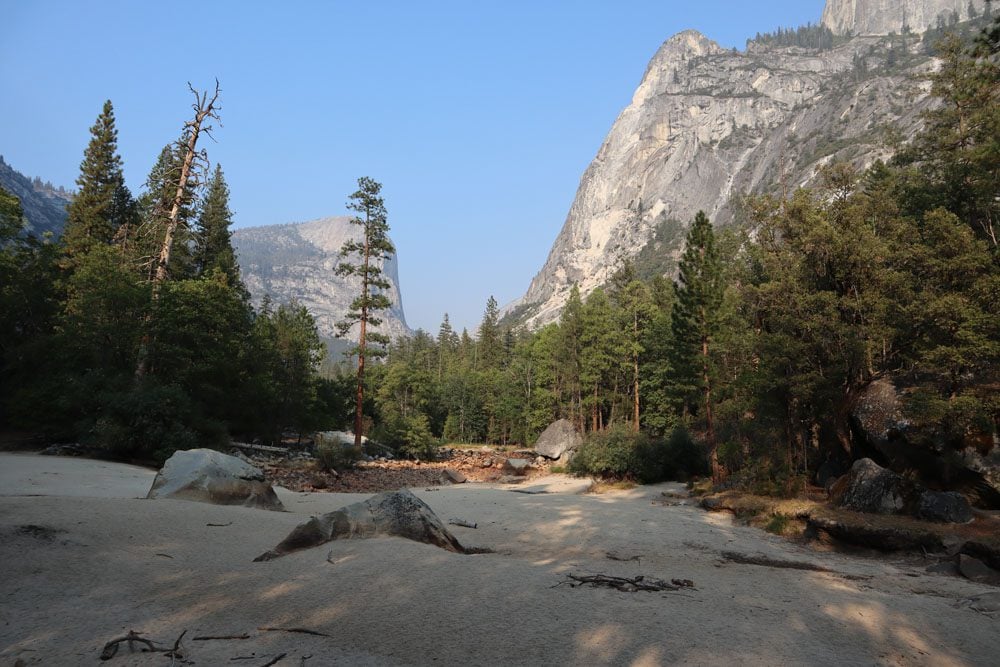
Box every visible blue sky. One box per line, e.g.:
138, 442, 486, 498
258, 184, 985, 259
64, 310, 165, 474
1, 0, 825, 333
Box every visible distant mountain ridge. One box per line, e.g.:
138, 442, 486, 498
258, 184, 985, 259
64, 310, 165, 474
0, 155, 72, 238
232, 217, 411, 344
504, 0, 983, 330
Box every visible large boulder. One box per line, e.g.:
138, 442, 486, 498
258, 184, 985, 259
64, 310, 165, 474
147, 449, 284, 511
917, 491, 974, 524
254, 489, 464, 561
830, 458, 919, 515
533, 419, 582, 461
851, 378, 1000, 509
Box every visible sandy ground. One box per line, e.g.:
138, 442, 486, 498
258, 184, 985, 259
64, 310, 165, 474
0, 453, 997, 666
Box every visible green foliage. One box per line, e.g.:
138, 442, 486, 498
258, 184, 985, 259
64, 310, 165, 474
90, 382, 225, 463
62, 100, 125, 268
315, 437, 362, 472
749, 22, 834, 51
569, 426, 649, 479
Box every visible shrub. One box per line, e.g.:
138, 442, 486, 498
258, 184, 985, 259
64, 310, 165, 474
661, 425, 710, 481
90, 382, 224, 463
316, 439, 361, 472
569, 426, 649, 480
371, 413, 439, 461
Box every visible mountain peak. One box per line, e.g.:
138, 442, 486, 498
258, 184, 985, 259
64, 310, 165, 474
821, 0, 986, 36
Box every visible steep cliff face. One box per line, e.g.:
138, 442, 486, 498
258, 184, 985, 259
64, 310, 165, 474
505, 5, 952, 330
822, 0, 984, 35
0, 156, 72, 238
233, 217, 411, 342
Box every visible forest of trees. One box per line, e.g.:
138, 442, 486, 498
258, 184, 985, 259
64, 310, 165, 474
366, 18, 999, 488
0, 89, 351, 462
1, 19, 997, 491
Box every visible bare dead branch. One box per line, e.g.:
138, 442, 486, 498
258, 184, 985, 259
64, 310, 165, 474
257, 627, 330, 637
258, 653, 288, 667
192, 634, 251, 641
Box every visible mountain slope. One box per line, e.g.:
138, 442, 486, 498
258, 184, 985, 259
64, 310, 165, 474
506, 0, 978, 330
0, 156, 72, 238
232, 217, 411, 343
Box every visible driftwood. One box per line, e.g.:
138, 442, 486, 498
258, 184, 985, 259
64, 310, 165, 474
192, 633, 251, 641
720, 551, 834, 572
207, 521, 234, 527
556, 574, 696, 593
448, 518, 478, 529
259, 653, 287, 667
258, 627, 330, 637
100, 631, 157, 660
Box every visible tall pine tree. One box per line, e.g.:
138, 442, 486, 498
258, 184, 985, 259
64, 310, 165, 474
194, 163, 243, 289
671, 211, 723, 480
63, 100, 125, 267
335, 177, 396, 449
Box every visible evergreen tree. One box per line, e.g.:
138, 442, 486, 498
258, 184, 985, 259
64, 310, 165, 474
194, 163, 243, 289
62, 100, 125, 267
477, 295, 502, 369
335, 176, 396, 449
671, 211, 723, 479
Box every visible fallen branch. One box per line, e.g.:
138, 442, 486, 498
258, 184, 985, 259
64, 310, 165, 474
193, 634, 251, 641
556, 574, 695, 593
606, 551, 641, 564
259, 653, 287, 667
207, 521, 234, 527
257, 627, 330, 637
448, 519, 477, 529
99, 631, 158, 660
720, 551, 833, 573
155, 553, 175, 559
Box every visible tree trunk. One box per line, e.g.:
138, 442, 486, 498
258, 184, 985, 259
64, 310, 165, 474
354, 217, 371, 452
135, 83, 220, 381
703, 334, 719, 483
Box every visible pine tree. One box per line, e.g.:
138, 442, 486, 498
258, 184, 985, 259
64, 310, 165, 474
63, 100, 125, 267
194, 164, 243, 289
671, 211, 723, 480
477, 295, 502, 369
335, 176, 396, 449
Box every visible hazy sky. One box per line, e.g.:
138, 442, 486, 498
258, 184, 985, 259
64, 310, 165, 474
1, 0, 825, 333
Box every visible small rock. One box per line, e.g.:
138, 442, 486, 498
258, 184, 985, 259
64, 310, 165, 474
958, 554, 1000, 586
503, 459, 531, 476
498, 475, 524, 484
442, 468, 467, 484
917, 491, 973, 524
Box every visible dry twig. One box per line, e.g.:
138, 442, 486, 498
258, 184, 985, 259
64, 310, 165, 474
258, 627, 330, 637
556, 574, 696, 593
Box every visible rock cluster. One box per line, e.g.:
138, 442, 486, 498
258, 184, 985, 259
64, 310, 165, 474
830, 458, 973, 523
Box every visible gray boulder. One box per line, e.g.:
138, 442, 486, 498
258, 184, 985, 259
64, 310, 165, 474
533, 419, 582, 461
503, 459, 532, 476
917, 491, 974, 524
147, 449, 284, 511
830, 458, 918, 515
254, 489, 464, 561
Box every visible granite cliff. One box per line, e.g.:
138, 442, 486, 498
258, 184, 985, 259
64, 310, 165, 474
505, 0, 981, 329
232, 217, 411, 343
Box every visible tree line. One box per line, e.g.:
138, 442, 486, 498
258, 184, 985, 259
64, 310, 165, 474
366, 19, 999, 489
1, 87, 350, 461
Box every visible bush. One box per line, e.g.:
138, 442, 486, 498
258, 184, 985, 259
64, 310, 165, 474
660, 425, 710, 481
371, 413, 439, 461
569, 426, 650, 480
90, 382, 224, 463
315, 439, 362, 472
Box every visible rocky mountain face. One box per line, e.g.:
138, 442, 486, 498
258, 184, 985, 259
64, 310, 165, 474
505, 0, 977, 330
822, 0, 985, 35
0, 155, 72, 238
232, 217, 411, 343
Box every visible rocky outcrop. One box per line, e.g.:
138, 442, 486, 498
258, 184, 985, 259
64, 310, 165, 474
506, 22, 938, 329
831, 458, 920, 514
851, 378, 1000, 508
0, 156, 71, 238
146, 449, 284, 511
533, 419, 583, 461
254, 489, 464, 560
233, 217, 411, 342
917, 491, 974, 523
822, 0, 985, 36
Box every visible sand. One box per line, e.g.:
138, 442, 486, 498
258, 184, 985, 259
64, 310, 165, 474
0, 452, 997, 666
